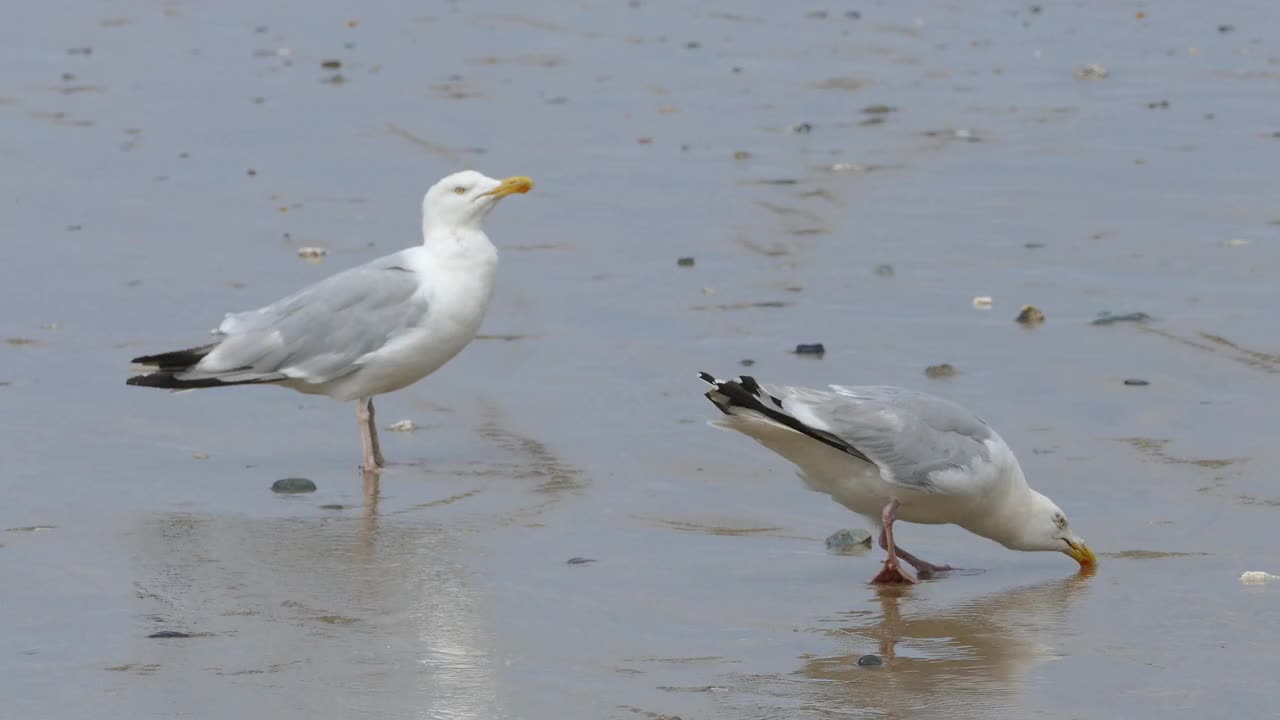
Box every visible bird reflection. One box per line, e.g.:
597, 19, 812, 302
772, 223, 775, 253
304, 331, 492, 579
794, 573, 1094, 719
126, 467, 507, 719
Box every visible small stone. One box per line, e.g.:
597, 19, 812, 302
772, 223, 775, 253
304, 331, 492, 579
1074, 63, 1109, 80
828, 162, 864, 173
321, 59, 342, 69
271, 477, 317, 494
1025, 242, 1045, 249
566, 557, 597, 565
733, 150, 752, 160
925, 363, 957, 379
861, 104, 896, 115
857, 654, 883, 667
1092, 312, 1152, 326
874, 264, 894, 277
825, 528, 873, 552
1217, 24, 1235, 34
794, 343, 825, 356
1147, 99, 1170, 109
322, 73, 346, 85
319, 504, 345, 510
1015, 305, 1046, 325
1123, 378, 1150, 386
676, 257, 695, 267
147, 631, 191, 639
296, 247, 327, 262
193, 452, 209, 460
1240, 571, 1279, 584
386, 419, 417, 432
973, 296, 993, 309
739, 358, 755, 367
790, 122, 814, 134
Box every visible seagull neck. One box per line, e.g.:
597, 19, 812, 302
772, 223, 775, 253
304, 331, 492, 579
962, 462, 1036, 546
420, 224, 497, 261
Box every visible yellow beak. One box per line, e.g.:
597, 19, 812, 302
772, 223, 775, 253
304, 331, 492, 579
477, 175, 534, 199
1065, 539, 1097, 569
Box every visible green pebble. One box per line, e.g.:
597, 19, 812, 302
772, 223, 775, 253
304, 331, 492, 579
825, 528, 873, 552
271, 477, 316, 494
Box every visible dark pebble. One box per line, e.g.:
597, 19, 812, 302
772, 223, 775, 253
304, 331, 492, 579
271, 477, 317, 494
739, 358, 755, 367
857, 654, 883, 667
1218, 24, 1235, 33
148, 631, 191, 639
319, 504, 345, 510
1092, 312, 1152, 326
794, 343, 825, 355
1015, 305, 1046, 325
676, 256, 695, 267
321, 59, 342, 69
685, 41, 701, 49
1123, 379, 1150, 386
791, 122, 814, 134
566, 557, 597, 565
1025, 242, 1045, 249
924, 363, 956, 379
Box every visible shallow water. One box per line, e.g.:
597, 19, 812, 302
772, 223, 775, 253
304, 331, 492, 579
3, 1, 1279, 718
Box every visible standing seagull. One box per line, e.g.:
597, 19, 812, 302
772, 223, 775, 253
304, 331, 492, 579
698, 373, 1095, 584
127, 170, 533, 471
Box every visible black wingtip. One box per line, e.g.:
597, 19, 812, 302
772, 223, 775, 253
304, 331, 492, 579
130, 343, 217, 370
697, 371, 717, 385
126, 372, 273, 390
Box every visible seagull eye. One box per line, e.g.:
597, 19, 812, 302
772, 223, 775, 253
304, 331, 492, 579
453, 186, 467, 195
1054, 513, 1067, 529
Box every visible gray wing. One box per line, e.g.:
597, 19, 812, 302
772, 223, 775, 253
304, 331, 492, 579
180, 259, 427, 384
771, 384, 996, 492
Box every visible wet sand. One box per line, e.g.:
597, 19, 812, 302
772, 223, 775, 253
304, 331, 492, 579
2, 1, 1279, 717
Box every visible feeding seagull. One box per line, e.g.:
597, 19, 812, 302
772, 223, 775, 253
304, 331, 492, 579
127, 170, 533, 471
698, 373, 1095, 584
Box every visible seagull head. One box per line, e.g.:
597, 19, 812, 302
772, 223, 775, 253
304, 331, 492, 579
1009, 490, 1096, 570
422, 170, 534, 232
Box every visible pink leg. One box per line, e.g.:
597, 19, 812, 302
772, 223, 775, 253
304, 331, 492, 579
877, 530, 954, 579
871, 499, 916, 585
356, 397, 385, 471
